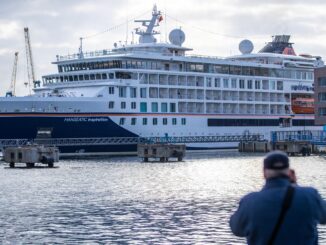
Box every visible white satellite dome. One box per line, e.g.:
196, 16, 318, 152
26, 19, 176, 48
239, 39, 254, 54
169, 29, 185, 46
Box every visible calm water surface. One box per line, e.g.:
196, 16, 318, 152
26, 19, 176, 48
1, 151, 326, 244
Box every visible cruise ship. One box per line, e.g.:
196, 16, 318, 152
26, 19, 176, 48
0, 6, 323, 156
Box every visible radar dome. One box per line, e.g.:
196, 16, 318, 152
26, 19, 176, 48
169, 29, 185, 46
239, 39, 254, 54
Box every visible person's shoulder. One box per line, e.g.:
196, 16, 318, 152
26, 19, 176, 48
295, 185, 320, 197
240, 191, 260, 203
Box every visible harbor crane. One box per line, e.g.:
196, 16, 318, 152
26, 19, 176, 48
24, 27, 40, 94
6, 52, 19, 97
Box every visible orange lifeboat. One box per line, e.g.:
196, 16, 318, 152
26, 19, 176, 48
291, 98, 314, 114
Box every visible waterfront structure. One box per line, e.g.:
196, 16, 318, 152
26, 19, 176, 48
314, 66, 326, 125
0, 6, 322, 156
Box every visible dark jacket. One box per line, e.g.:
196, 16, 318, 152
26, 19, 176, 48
230, 177, 326, 245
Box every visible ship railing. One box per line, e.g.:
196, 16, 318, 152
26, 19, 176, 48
56, 49, 125, 61
185, 54, 226, 60
0, 134, 265, 148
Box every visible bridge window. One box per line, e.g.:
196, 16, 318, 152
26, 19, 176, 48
109, 73, 114, 79
79, 75, 84, 81
172, 118, 177, 125
116, 72, 132, 79
181, 118, 186, 125
153, 118, 158, 125
84, 74, 89, 80
90, 74, 95, 80
131, 102, 136, 109
163, 118, 168, 125
96, 74, 101, 80
143, 118, 147, 125
121, 102, 126, 109
102, 73, 107, 79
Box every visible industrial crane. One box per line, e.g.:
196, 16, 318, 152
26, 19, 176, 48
6, 52, 19, 97
24, 27, 40, 95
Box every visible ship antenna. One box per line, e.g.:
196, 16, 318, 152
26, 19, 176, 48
79, 37, 84, 59
164, 2, 167, 43
125, 13, 129, 45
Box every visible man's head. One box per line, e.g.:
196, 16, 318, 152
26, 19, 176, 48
263, 151, 290, 179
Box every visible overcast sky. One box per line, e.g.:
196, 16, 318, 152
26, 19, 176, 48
0, 0, 326, 96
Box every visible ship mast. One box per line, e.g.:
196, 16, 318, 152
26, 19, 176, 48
134, 5, 162, 43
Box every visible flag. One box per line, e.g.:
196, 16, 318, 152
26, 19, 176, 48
158, 15, 163, 22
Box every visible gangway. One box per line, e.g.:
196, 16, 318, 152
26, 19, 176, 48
271, 130, 326, 145
0, 133, 264, 149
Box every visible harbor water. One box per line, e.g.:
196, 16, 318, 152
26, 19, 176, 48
1, 151, 326, 244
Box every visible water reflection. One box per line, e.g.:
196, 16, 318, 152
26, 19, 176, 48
0, 152, 325, 244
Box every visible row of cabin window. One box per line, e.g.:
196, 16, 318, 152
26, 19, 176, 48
117, 82, 283, 101
119, 117, 186, 126
57, 60, 313, 80
108, 101, 177, 113
207, 78, 283, 90
44, 73, 114, 84
44, 72, 138, 84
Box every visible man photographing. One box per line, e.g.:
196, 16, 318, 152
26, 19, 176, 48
230, 151, 326, 244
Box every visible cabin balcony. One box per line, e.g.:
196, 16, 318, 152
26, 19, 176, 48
168, 75, 178, 86
178, 76, 187, 86
149, 87, 158, 98
149, 74, 158, 84
159, 88, 168, 99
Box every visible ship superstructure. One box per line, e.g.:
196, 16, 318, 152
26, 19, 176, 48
0, 6, 322, 155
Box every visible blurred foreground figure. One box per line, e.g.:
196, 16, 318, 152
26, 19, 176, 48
230, 151, 326, 245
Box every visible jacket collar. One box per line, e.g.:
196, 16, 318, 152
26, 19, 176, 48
263, 176, 290, 190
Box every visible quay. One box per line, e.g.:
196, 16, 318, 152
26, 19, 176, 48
240, 130, 326, 156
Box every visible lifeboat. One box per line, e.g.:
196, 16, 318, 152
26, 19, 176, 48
291, 98, 314, 114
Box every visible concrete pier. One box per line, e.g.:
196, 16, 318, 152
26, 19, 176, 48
238, 141, 270, 153
137, 144, 185, 162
